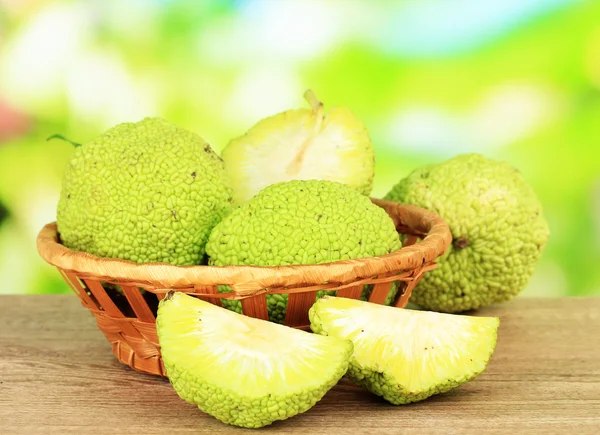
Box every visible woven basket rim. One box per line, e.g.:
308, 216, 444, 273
37, 199, 451, 292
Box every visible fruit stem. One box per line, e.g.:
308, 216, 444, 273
304, 89, 322, 113
453, 237, 469, 250
47, 134, 82, 148
304, 89, 325, 133
285, 90, 326, 176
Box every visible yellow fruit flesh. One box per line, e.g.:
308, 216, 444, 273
157, 293, 353, 427
310, 297, 498, 404
223, 91, 374, 204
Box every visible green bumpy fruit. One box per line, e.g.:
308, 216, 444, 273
157, 292, 353, 428
385, 153, 549, 313
206, 180, 402, 323
310, 296, 499, 405
57, 117, 232, 265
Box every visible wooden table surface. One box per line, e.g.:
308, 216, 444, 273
1, 296, 599, 434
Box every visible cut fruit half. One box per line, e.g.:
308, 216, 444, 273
222, 90, 375, 204
157, 292, 353, 428
309, 296, 499, 405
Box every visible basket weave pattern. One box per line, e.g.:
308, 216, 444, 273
37, 199, 451, 376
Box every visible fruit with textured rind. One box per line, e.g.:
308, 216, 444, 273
222, 90, 375, 204
156, 292, 353, 428
57, 117, 232, 265
309, 296, 499, 405
206, 180, 402, 323
385, 153, 549, 313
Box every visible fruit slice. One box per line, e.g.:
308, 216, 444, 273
222, 90, 375, 204
309, 296, 499, 405
157, 292, 353, 428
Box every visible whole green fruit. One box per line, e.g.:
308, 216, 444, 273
385, 153, 549, 313
206, 180, 402, 323
57, 117, 232, 265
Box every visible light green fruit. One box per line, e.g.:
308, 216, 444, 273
157, 292, 353, 429
222, 90, 375, 204
57, 117, 232, 265
360, 283, 400, 305
385, 153, 550, 313
309, 296, 499, 405
206, 180, 402, 323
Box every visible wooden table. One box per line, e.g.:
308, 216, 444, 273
1, 296, 599, 434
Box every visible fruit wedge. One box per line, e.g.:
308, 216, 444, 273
309, 296, 499, 404
157, 292, 353, 428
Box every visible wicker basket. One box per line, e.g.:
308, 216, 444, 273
37, 199, 451, 376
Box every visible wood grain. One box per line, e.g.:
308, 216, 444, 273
0, 296, 599, 434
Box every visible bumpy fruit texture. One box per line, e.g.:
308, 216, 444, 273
222, 90, 375, 204
206, 180, 402, 323
309, 296, 499, 405
385, 153, 550, 313
156, 292, 353, 429
359, 283, 399, 305
57, 117, 232, 265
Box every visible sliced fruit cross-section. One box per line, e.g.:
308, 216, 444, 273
157, 292, 353, 428
309, 296, 499, 404
222, 90, 375, 204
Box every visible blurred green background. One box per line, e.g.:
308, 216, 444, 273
0, 0, 598, 296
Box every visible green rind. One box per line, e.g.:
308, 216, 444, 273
163, 360, 348, 428
359, 282, 399, 305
